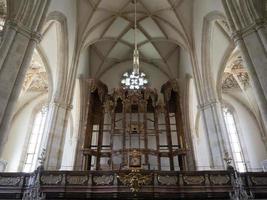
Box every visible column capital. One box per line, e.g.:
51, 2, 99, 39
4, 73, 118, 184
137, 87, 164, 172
51, 100, 73, 111
198, 100, 218, 111
231, 20, 266, 43
5, 20, 42, 43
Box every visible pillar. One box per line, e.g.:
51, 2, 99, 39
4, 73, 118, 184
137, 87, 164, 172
198, 100, 226, 169
0, 0, 50, 153
222, 0, 267, 143
43, 99, 72, 170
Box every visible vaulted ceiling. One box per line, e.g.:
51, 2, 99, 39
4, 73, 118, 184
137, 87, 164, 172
77, 0, 193, 80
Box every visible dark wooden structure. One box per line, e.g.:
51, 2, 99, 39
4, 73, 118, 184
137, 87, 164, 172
78, 79, 195, 172
0, 168, 267, 199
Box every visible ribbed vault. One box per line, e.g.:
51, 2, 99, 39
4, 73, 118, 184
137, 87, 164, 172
77, 0, 193, 80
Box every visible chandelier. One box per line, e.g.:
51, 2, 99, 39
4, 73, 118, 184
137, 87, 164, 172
121, 0, 148, 90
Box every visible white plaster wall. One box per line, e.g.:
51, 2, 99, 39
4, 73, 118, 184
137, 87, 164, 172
61, 80, 80, 170
188, 78, 212, 170
223, 93, 267, 171
193, 0, 225, 69
48, 0, 77, 69
179, 48, 193, 77
61, 113, 76, 170
193, 114, 211, 170
2, 94, 48, 172
211, 24, 230, 85
77, 48, 90, 77
40, 24, 57, 89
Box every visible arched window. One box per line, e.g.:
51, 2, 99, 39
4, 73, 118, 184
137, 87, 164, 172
223, 106, 246, 172
121, 71, 148, 89
0, 0, 7, 31
22, 105, 48, 172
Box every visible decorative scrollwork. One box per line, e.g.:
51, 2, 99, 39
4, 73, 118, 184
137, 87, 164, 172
183, 175, 205, 185
93, 175, 113, 185
40, 174, 62, 185
66, 175, 88, 185
158, 175, 178, 185
209, 175, 230, 185
0, 176, 21, 186
117, 170, 152, 192
251, 176, 267, 185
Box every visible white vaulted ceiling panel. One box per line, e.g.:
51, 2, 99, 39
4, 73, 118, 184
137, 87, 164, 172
121, 28, 147, 45
86, 10, 113, 33
108, 42, 132, 60
139, 17, 165, 38
103, 17, 130, 38
94, 40, 117, 57
141, 0, 170, 12
98, 0, 128, 12
79, 0, 192, 82
139, 43, 161, 60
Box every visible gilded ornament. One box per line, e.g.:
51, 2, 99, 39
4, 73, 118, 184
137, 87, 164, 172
117, 170, 152, 192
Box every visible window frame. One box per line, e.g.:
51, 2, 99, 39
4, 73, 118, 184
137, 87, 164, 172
222, 104, 250, 172
19, 102, 48, 172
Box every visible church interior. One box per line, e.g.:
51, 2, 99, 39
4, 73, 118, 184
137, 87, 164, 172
0, 0, 267, 199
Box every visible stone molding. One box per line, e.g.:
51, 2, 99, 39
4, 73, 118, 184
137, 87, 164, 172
5, 20, 42, 42
0, 169, 265, 198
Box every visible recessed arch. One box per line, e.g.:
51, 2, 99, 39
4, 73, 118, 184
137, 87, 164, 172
201, 11, 233, 101
45, 11, 69, 101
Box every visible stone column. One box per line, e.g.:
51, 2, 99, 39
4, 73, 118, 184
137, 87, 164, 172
222, 0, 267, 139
43, 99, 72, 170
73, 77, 91, 170
0, 0, 51, 153
198, 100, 227, 169
73, 79, 108, 170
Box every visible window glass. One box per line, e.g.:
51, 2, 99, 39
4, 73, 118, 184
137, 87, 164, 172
223, 107, 246, 172
22, 105, 48, 172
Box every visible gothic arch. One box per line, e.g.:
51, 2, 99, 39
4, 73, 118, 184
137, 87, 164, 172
216, 46, 235, 101
17, 98, 48, 172
35, 46, 53, 101
201, 11, 233, 102
45, 11, 69, 101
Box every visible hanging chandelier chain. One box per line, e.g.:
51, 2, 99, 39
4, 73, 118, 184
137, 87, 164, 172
134, 0, 137, 50
133, 0, 140, 75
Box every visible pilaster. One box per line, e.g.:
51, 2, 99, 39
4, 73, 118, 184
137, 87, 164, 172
222, 0, 267, 138
43, 99, 72, 170
198, 100, 226, 169
0, 0, 50, 153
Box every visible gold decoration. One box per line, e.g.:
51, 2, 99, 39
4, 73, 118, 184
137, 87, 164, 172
117, 170, 152, 192
129, 149, 142, 168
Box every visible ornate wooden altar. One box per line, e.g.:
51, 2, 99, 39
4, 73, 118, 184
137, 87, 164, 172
76, 79, 194, 171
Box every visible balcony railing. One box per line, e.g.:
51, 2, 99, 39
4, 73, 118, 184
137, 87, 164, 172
0, 168, 266, 199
